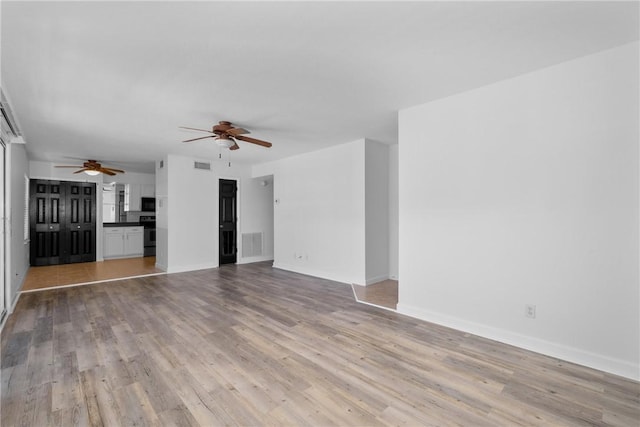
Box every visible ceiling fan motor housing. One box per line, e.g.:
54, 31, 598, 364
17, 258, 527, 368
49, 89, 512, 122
179, 121, 271, 149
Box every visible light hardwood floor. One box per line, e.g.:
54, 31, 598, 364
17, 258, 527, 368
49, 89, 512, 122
2, 262, 639, 426
352, 280, 398, 310
22, 257, 164, 291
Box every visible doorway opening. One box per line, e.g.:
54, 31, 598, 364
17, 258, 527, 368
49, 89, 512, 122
219, 178, 237, 265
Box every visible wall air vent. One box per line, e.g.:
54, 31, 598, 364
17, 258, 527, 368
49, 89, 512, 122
242, 232, 263, 258
194, 161, 211, 171
159, 160, 164, 169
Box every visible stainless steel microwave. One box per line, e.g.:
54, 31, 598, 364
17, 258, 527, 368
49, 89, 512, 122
141, 197, 156, 212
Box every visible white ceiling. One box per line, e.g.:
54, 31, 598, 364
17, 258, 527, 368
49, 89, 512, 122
2, 1, 638, 173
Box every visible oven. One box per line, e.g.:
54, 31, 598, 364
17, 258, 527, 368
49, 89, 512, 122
139, 215, 156, 256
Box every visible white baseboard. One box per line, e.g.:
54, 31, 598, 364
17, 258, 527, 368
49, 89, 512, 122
0, 292, 22, 333
365, 275, 390, 285
165, 262, 218, 274
273, 262, 355, 285
0, 291, 22, 332
237, 256, 274, 265
397, 302, 640, 381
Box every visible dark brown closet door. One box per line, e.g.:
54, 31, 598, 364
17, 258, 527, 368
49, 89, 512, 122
30, 179, 96, 266
219, 179, 237, 265
66, 182, 97, 263
30, 180, 64, 266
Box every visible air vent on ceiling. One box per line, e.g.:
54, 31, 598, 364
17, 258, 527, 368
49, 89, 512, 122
194, 161, 211, 171
242, 232, 263, 258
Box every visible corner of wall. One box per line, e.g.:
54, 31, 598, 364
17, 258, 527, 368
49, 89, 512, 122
6, 143, 29, 311
365, 140, 390, 284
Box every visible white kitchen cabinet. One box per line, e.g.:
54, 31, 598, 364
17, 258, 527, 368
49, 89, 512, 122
124, 184, 141, 211
124, 183, 155, 211
103, 226, 144, 258
124, 227, 143, 256
104, 228, 125, 258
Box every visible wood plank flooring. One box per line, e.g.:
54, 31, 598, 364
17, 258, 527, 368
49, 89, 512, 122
352, 280, 398, 310
2, 262, 639, 426
22, 257, 164, 291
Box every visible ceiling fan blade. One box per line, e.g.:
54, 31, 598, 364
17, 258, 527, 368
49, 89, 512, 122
55, 165, 83, 168
73, 169, 89, 174
182, 135, 215, 143
101, 167, 125, 174
101, 169, 116, 176
227, 127, 250, 136
236, 135, 272, 148
229, 142, 240, 150
179, 126, 214, 133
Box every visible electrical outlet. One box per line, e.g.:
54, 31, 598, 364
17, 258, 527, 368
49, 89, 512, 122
525, 304, 536, 319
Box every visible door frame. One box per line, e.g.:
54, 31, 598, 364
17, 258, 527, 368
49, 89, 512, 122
0, 139, 5, 324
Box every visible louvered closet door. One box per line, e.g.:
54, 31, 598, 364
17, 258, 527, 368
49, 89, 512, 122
30, 180, 64, 266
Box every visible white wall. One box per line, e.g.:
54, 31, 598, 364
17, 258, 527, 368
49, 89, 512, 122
388, 144, 399, 280
108, 170, 155, 186
155, 159, 169, 270
6, 143, 28, 310
158, 154, 273, 273
365, 140, 389, 284
253, 140, 367, 285
238, 175, 274, 264
165, 154, 220, 273
398, 42, 639, 380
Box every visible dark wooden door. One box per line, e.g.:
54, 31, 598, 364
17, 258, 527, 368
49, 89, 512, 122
30, 180, 64, 266
30, 179, 96, 266
66, 182, 97, 263
219, 179, 237, 265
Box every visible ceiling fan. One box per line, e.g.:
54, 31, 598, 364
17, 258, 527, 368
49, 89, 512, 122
179, 121, 272, 150
55, 160, 125, 176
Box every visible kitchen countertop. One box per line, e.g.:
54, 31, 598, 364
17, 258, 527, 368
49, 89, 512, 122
103, 222, 141, 227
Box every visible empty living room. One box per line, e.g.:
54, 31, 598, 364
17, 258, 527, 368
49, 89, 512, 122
1, 1, 638, 426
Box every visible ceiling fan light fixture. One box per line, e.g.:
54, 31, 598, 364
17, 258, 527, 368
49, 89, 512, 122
84, 170, 101, 176
215, 136, 234, 148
